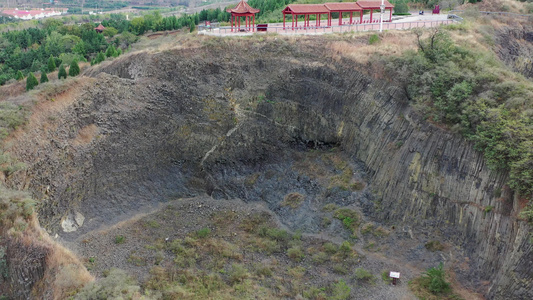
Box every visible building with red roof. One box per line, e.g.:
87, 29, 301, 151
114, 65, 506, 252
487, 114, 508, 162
356, 0, 394, 23
95, 24, 106, 33
226, 0, 260, 32
282, 4, 332, 28
281, 1, 394, 29
0, 7, 65, 20
324, 3, 363, 25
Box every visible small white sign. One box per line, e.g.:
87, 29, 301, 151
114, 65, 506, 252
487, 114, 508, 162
390, 271, 400, 278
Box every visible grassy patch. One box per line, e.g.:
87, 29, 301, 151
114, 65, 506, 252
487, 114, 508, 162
409, 263, 462, 300
354, 268, 374, 283
196, 227, 211, 238
382, 271, 393, 283
144, 220, 160, 228
334, 208, 360, 234
0, 102, 27, 141
281, 192, 305, 209
114, 235, 126, 244
287, 246, 304, 262
322, 203, 338, 212
425, 240, 444, 252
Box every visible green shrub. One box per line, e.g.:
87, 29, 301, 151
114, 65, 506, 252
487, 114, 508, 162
393, 0, 409, 14
369, 34, 380, 45
354, 268, 374, 282
322, 217, 332, 227
331, 279, 351, 300
303, 286, 327, 300
68, 59, 80, 77
75, 268, 142, 299
312, 251, 328, 264
254, 264, 273, 277
287, 246, 304, 262
15, 70, 24, 81
324, 242, 338, 254
339, 241, 353, 258
322, 203, 338, 212
425, 240, 444, 252
334, 208, 359, 233
333, 264, 349, 275
412, 262, 451, 296
228, 263, 248, 284
106, 45, 117, 58
114, 235, 126, 244
25, 72, 38, 91
40, 72, 48, 84
144, 220, 160, 228
48, 55, 56, 72
258, 227, 290, 244
196, 227, 211, 238
382, 271, 393, 283
58, 65, 67, 79
92, 52, 106, 65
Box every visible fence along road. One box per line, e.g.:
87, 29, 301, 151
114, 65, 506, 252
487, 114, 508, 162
199, 19, 456, 36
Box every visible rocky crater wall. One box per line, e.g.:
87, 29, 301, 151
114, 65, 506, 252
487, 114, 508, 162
5, 40, 532, 299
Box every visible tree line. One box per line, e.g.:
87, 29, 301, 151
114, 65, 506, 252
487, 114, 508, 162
0, 11, 200, 86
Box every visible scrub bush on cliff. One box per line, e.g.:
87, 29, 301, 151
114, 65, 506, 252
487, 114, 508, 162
26, 72, 38, 91
388, 28, 533, 201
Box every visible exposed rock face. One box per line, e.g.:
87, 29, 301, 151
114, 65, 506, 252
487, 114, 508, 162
1, 238, 49, 300
5, 39, 532, 299
495, 24, 533, 78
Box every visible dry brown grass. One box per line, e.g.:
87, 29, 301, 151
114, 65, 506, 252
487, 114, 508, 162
281, 192, 305, 209
6, 212, 94, 299
73, 124, 99, 146
459, 0, 529, 14
0, 80, 26, 102
5, 77, 94, 151
328, 31, 417, 64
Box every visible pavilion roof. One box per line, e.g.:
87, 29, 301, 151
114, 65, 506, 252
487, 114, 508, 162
95, 24, 106, 31
226, 0, 260, 14
324, 3, 362, 12
356, 0, 394, 9
283, 4, 330, 14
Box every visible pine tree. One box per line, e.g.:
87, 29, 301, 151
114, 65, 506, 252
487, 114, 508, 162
96, 51, 106, 64
15, 70, 24, 81
105, 45, 116, 58
40, 72, 49, 83
190, 20, 196, 33
69, 59, 80, 77
58, 64, 67, 79
26, 72, 38, 91
48, 55, 56, 72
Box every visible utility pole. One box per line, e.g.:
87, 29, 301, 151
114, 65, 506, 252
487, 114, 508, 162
379, 0, 385, 33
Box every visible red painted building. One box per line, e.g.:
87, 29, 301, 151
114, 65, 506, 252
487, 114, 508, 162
226, 0, 260, 32
281, 1, 394, 29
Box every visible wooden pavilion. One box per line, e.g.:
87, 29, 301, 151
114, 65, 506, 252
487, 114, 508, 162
324, 2, 363, 25
226, 0, 260, 32
95, 24, 105, 33
356, 0, 394, 23
282, 4, 332, 29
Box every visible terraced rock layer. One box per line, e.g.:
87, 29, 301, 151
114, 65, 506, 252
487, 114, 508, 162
5, 37, 532, 299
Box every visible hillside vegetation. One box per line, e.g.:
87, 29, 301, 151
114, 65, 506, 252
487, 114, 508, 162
384, 19, 533, 222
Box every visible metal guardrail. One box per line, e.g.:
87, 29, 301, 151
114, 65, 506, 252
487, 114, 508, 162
199, 19, 455, 36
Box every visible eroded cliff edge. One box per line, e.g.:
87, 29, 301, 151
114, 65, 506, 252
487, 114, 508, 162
5, 38, 532, 299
